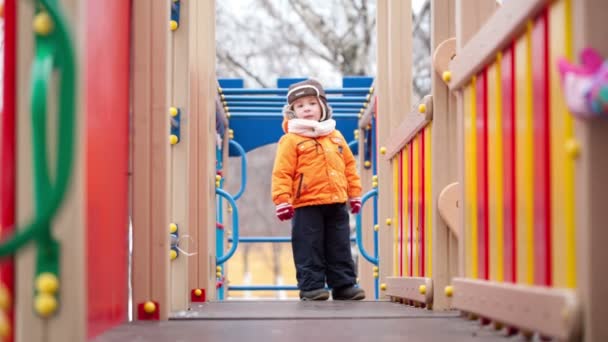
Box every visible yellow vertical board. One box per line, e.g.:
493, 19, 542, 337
393, 155, 400, 276
549, 0, 576, 288
463, 83, 477, 279
470, 77, 479, 279
403, 146, 409, 276
412, 136, 419, 277
425, 125, 432, 278
488, 59, 505, 282
515, 25, 535, 285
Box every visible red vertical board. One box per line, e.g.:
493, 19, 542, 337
531, 11, 552, 286
408, 144, 413, 276
476, 70, 489, 280
86, 2, 131, 338
419, 131, 425, 276
1, 1, 17, 341
501, 46, 517, 283
399, 152, 403, 276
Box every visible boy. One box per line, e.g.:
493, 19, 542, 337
271, 78, 365, 301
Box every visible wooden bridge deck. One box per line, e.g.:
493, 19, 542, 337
93, 301, 514, 341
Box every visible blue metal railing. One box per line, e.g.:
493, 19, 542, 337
228, 237, 357, 243
226, 102, 365, 109
216, 188, 239, 265
219, 87, 372, 95
228, 140, 247, 200
222, 95, 369, 103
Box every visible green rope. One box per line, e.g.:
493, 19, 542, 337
0, 0, 75, 285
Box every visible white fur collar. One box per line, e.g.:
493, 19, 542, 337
287, 119, 336, 138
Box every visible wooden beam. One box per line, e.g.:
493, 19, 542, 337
383, 96, 433, 160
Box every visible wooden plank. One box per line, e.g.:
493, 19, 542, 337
383, 96, 433, 160
385, 277, 433, 305
169, 0, 191, 312
451, 278, 581, 340
514, 29, 534, 285
131, 0, 153, 317
402, 148, 409, 277
475, 70, 488, 280
501, 46, 516, 283
194, 0, 217, 297
430, 0, 457, 311
450, 0, 547, 90
531, 11, 551, 286
572, 0, 608, 341
15, 2, 43, 341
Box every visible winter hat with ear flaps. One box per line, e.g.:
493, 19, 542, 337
285, 79, 332, 121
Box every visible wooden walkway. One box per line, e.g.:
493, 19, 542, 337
93, 301, 515, 342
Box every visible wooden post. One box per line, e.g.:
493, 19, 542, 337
16, 0, 86, 340
191, 0, 217, 299
430, 0, 457, 311
572, 1, 608, 341
132, 0, 171, 319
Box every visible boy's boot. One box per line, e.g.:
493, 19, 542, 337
299, 288, 330, 301
332, 286, 365, 300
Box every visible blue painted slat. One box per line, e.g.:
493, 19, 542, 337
222, 95, 369, 102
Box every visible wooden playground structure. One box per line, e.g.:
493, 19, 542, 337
1, 0, 607, 341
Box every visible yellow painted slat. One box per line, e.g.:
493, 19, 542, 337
549, 0, 576, 288
515, 24, 535, 285
403, 146, 409, 276
425, 125, 432, 278
393, 155, 400, 277
487, 60, 505, 282
413, 136, 419, 277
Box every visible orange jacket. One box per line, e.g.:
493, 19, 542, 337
271, 130, 362, 208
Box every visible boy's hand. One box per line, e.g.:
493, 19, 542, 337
276, 203, 294, 221
349, 197, 361, 214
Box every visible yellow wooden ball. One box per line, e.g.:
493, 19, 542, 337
170, 249, 178, 260
194, 289, 203, 297
442, 71, 452, 83
419, 284, 426, 295
170, 20, 179, 31
169, 223, 178, 234
169, 134, 179, 145
444, 285, 453, 297
143, 301, 156, 314
380, 283, 387, 291
33, 12, 53, 36
36, 273, 59, 295
34, 293, 58, 318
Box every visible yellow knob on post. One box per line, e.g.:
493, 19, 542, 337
419, 285, 426, 295
374, 224, 379, 231
36, 273, 59, 295
372, 181, 378, 188
385, 218, 392, 226
194, 288, 203, 297
358, 113, 362, 119
34, 293, 58, 318
565, 139, 580, 159
216, 175, 222, 182
373, 266, 379, 272
380, 283, 387, 291
364, 161, 371, 168
143, 301, 156, 314
442, 71, 452, 83
379, 146, 387, 155
373, 272, 379, 278
444, 285, 453, 297
418, 103, 427, 113
169, 107, 178, 117
216, 266, 222, 272
169, 223, 178, 234
33, 12, 53, 36
372, 175, 378, 182
170, 249, 178, 260
170, 134, 179, 145
216, 271, 222, 278
170, 20, 178, 31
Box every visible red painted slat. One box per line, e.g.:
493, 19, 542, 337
501, 46, 517, 283
408, 143, 414, 276
476, 70, 489, 280
1, 1, 17, 341
420, 131, 425, 276
86, 2, 131, 338
531, 10, 552, 286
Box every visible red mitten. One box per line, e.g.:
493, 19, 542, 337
349, 197, 362, 214
276, 203, 294, 221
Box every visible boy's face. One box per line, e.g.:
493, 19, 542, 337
292, 95, 322, 121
